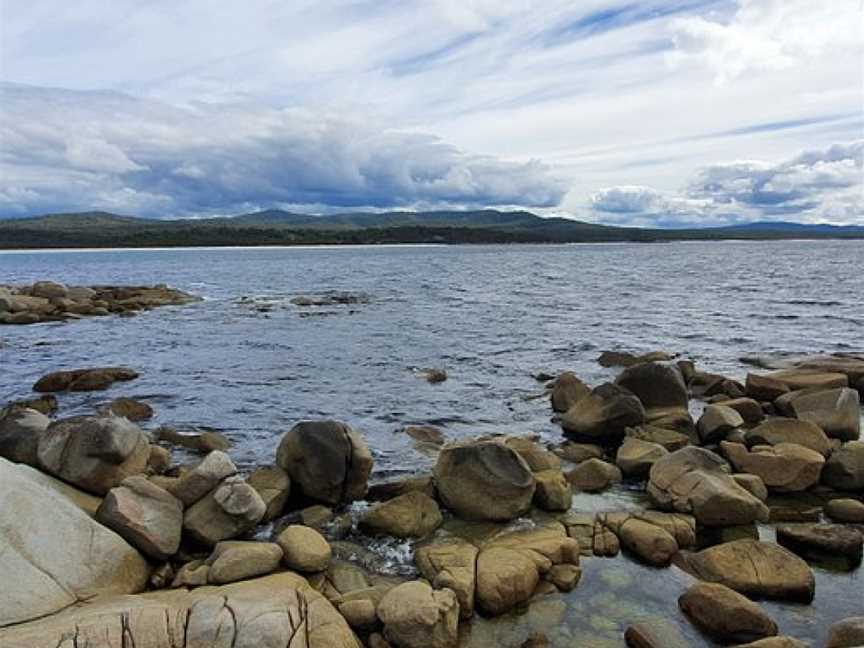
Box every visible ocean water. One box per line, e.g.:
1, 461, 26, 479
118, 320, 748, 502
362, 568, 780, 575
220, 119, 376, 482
1, 240, 862, 646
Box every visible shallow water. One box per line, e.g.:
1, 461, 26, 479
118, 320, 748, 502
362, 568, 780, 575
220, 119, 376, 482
1, 241, 862, 646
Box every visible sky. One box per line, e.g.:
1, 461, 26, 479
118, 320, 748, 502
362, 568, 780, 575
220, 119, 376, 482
0, 0, 862, 226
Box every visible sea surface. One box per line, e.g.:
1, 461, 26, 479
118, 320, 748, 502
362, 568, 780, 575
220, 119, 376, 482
1, 240, 862, 646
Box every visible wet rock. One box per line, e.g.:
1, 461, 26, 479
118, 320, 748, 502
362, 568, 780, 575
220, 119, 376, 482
434, 438, 535, 521
5, 394, 58, 415
475, 547, 539, 615
95, 476, 183, 560
367, 474, 435, 502
679, 582, 778, 643
768, 370, 848, 391
784, 387, 860, 441
155, 426, 232, 453
624, 619, 690, 648
0, 572, 360, 648
675, 539, 815, 602
360, 491, 443, 538
768, 505, 821, 523
377, 581, 459, 648
822, 441, 864, 490
0, 457, 149, 627
598, 350, 672, 368
826, 617, 864, 648
278, 524, 332, 572
291, 291, 370, 307
106, 397, 153, 421
616, 437, 668, 478
276, 420, 373, 505
533, 469, 572, 511
559, 382, 645, 440
733, 473, 768, 501
746, 373, 790, 401
301, 504, 334, 528
566, 457, 622, 492
615, 361, 688, 410
553, 441, 604, 463
168, 450, 237, 505
33, 367, 139, 392
37, 414, 150, 495
183, 475, 266, 545
721, 441, 824, 492
205, 540, 283, 584
647, 447, 769, 526
825, 498, 864, 523
415, 538, 478, 619
626, 425, 691, 451
504, 436, 561, 471
697, 404, 744, 444
0, 407, 50, 465
776, 524, 863, 567
550, 372, 590, 412
745, 417, 832, 456
246, 465, 291, 521
735, 637, 808, 648
714, 397, 765, 425
616, 517, 678, 566
403, 425, 445, 445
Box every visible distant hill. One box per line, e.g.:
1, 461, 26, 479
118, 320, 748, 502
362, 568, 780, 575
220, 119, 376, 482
0, 209, 861, 249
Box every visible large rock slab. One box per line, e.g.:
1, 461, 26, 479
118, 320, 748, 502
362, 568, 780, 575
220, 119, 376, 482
675, 539, 815, 602
0, 407, 50, 465
647, 447, 769, 526
276, 420, 373, 505
679, 582, 778, 643
95, 476, 183, 560
560, 383, 645, 440
822, 441, 864, 490
0, 457, 149, 627
721, 441, 824, 492
37, 415, 150, 495
776, 524, 863, 567
377, 581, 459, 648
745, 418, 832, 456
0, 572, 360, 648
434, 438, 535, 521
786, 387, 860, 441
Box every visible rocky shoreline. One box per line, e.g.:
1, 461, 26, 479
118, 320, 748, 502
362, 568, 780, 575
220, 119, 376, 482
0, 281, 199, 325
1, 340, 863, 646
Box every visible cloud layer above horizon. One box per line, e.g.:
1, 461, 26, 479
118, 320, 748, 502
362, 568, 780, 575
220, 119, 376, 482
1, 0, 862, 225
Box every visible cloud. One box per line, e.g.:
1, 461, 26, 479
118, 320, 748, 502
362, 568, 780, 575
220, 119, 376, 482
669, 0, 862, 83
0, 83, 566, 217
590, 141, 864, 225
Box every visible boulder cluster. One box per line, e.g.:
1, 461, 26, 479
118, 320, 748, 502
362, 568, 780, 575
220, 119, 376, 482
0, 351, 862, 648
0, 281, 199, 325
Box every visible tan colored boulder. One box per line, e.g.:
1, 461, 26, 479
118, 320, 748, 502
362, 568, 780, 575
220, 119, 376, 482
735, 638, 807, 648
533, 469, 572, 511
626, 425, 691, 451
745, 418, 831, 456
147, 444, 172, 474
733, 473, 768, 501
550, 372, 590, 412
697, 404, 743, 444
679, 582, 778, 643
155, 426, 232, 453
825, 498, 864, 523
434, 438, 535, 521
822, 441, 864, 490
0, 572, 361, 648
768, 370, 848, 391
722, 441, 824, 492
278, 524, 332, 572
826, 617, 864, 648
475, 547, 539, 615
14, 462, 102, 515
560, 383, 645, 440
95, 476, 183, 560
377, 581, 459, 648
566, 457, 622, 492
172, 559, 210, 588
675, 539, 815, 602
276, 420, 373, 505
0, 407, 49, 465
786, 387, 860, 441
615, 361, 688, 410
746, 373, 790, 401
0, 457, 149, 627
247, 465, 291, 521
616, 437, 668, 478
647, 447, 769, 526
205, 540, 283, 584
106, 397, 153, 421
598, 350, 672, 368
716, 397, 765, 425
553, 441, 604, 463
504, 436, 561, 471
168, 450, 237, 505
624, 619, 690, 648
37, 415, 150, 495
360, 491, 442, 538
183, 475, 266, 545
415, 538, 478, 619
31, 280, 68, 298
616, 518, 678, 566
776, 524, 863, 564
367, 474, 435, 501
33, 367, 139, 392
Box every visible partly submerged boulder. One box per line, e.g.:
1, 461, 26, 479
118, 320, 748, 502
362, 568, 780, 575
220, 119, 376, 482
276, 420, 373, 505
434, 438, 535, 521
33, 367, 139, 392
359, 491, 443, 538
679, 582, 778, 643
560, 383, 645, 440
37, 415, 150, 495
0, 457, 149, 627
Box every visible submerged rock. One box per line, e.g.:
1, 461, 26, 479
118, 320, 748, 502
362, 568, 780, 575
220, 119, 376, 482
33, 367, 139, 392
776, 524, 863, 567
679, 582, 778, 643
434, 438, 535, 521
826, 617, 864, 648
